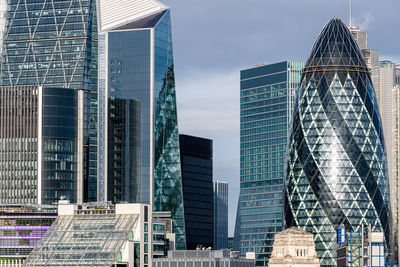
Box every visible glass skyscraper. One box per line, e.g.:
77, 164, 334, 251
286, 18, 391, 267
96, 0, 186, 249
234, 61, 304, 266
0, 0, 98, 204
179, 134, 214, 250
214, 180, 228, 249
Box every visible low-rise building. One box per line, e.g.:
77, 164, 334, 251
23, 202, 152, 267
268, 227, 320, 267
153, 249, 254, 267
0, 204, 57, 266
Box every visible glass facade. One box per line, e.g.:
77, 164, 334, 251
24, 203, 149, 267
286, 18, 391, 267
234, 61, 304, 266
42, 88, 78, 204
214, 181, 228, 249
0, 0, 98, 204
0, 204, 57, 266
179, 134, 214, 250
97, 8, 186, 249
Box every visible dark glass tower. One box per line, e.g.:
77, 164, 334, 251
0, 0, 98, 204
96, 0, 186, 249
286, 18, 391, 266
179, 134, 213, 250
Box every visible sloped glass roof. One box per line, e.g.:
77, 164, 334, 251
112, 10, 167, 30
24, 213, 139, 267
305, 18, 367, 69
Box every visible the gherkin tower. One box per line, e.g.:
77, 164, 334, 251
286, 18, 391, 266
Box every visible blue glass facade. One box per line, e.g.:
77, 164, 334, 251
214, 181, 228, 249
234, 61, 304, 266
0, 0, 98, 204
286, 18, 391, 267
97, 9, 186, 249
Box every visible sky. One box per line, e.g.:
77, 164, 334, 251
161, 0, 400, 236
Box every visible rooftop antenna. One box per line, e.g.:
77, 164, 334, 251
349, 0, 352, 28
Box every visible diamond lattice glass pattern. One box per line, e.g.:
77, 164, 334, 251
286, 18, 391, 267
153, 11, 186, 250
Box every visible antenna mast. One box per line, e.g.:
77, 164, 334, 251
349, 0, 352, 28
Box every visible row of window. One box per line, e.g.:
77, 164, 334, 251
241, 96, 287, 111
241, 137, 286, 149
241, 151, 285, 162
241, 144, 286, 156
241, 89, 287, 104
241, 103, 287, 117
240, 122, 287, 136
240, 185, 283, 195
241, 116, 287, 130
240, 171, 284, 182
241, 130, 286, 143
241, 110, 286, 123
240, 158, 284, 169
240, 178, 283, 189
240, 82, 287, 97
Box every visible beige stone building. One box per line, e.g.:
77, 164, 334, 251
268, 227, 320, 267
351, 25, 400, 264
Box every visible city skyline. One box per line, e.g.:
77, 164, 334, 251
161, 0, 400, 236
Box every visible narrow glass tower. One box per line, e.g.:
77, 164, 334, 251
286, 18, 391, 266
96, 0, 186, 249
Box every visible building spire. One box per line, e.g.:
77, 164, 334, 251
349, 0, 352, 27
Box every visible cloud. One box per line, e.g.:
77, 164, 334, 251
177, 68, 240, 137
176, 67, 241, 236
351, 13, 375, 31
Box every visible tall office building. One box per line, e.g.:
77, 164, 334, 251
96, 0, 186, 249
214, 181, 228, 249
179, 134, 213, 249
286, 18, 391, 266
351, 25, 400, 264
0, 0, 6, 63
234, 60, 304, 266
0, 0, 98, 204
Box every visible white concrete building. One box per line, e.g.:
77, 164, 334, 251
268, 227, 320, 267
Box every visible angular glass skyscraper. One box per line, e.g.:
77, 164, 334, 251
96, 0, 186, 249
0, 0, 98, 204
286, 18, 391, 266
234, 61, 304, 266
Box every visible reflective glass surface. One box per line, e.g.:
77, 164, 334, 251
234, 61, 304, 266
214, 181, 228, 249
97, 9, 186, 249
179, 135, 213, 250
153, 10, 186, 250
0, 0, 98, 204
42, 88, 78, 204
101, 29, 151, 203
286, 18, 391, 267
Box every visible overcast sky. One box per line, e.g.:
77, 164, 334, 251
161, 0, 400, 236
